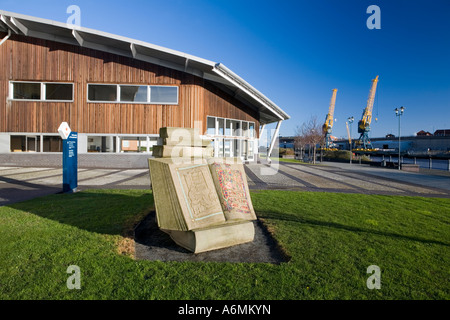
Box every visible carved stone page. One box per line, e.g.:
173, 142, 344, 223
174, 163, 225, 229
148, 158, 225, 231
208, 158, 256, 221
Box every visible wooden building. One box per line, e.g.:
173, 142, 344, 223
0, 11, 289, 163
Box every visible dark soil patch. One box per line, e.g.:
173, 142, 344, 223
134, 211, 289, 264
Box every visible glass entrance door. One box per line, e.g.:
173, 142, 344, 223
26, 136, 40, 152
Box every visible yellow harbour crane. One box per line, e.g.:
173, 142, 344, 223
322, 88, 338, 150
355, 75, 379, 150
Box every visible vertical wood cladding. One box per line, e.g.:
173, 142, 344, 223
0, 33, 260, 135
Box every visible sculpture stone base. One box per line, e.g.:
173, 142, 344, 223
161, 220, 255, 254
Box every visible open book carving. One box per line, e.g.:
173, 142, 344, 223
148, 127, 256, 253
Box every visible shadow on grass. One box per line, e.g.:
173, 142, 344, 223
7, 190, 155, 236
258, 211, 449, 247
7, 190, 290, 263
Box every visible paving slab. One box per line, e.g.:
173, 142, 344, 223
243, 162, 449, 197
1, 161, 449, 207
322, 162, 450, 192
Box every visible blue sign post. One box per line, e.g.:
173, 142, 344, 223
62, 131, 78, 193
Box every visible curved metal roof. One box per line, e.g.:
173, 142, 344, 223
0, 10, 290, 124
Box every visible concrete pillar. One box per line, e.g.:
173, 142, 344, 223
267, 121, 282, 161
0, 133, 10, 153
77, 133, 87, 154
116, 136, 121, 153
107, 136, 115, 152
40, 134, 44, 153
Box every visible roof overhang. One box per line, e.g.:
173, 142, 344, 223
0, 10, 290, 124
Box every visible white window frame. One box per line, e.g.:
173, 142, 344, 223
9, 81, 74, 102
87, 83, 179, 105
206, 116, 255, 139
206, 115, 257, 161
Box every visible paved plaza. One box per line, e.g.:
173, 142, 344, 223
0, 161, 449, 206
245, 162, 450, 196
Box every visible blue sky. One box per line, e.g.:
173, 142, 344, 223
1, 0, 449, 139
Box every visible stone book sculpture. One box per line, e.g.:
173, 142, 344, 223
148, 127, 256, 253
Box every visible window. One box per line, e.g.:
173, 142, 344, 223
10, 135, 40, 152
206, 116, 257, 160
120, 137, 148, 153
225, 119, 232, 136
233, 139, 241, 157
87, 136, 116, 153
10, 82, 73, 101
242, 140, 248, 159
207, 116, 225, 136
232, 120, 241, 137
12, 82, 41, 100
85, 135, 158, 153
224, 139, 232, 157
150, 86, 178, 104
242, 121, 248, 137
216, 138, 224, 157
42, 136, 62, 152
248, 141, 254, 161
10, 135, 63, 152
207, 116, 255, 138
45, 83, 73, 101
87, 84, 178, 104
120, 85, 148, 102
88, 84, 117, 102
248, 122, 255, 138
207, 117, 216, 135
217, 118, 225, 136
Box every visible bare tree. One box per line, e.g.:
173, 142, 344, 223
295, 116, 324, 163
294, 123, 307, 160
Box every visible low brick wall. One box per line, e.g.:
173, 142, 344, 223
401, 164, 420, 172
0, 153, 153, 169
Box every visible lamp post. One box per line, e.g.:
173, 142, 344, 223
347, 116, 354, 149
394, 106, 405, 170
347, 116, 354, 164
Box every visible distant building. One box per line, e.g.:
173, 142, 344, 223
279, 136, 295, 149
434, 129, 450, 136
416, 130, 432, 136
334, 135, 450, 154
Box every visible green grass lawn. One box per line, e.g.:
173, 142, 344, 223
272, 157, 324, 165
271, 157, 306, 164
0, 189, 448, 300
